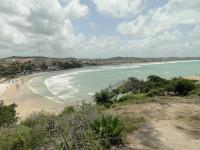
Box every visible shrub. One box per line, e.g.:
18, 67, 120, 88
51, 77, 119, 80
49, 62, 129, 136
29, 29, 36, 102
0, 126, 31, 150
147, 75, 167, 83
21, 111, 55, 128
45, 104, 104, 150
59, 106, 76, 116
147, 88, 165, 97
90, 115, 123, 147
94, 89, 114, 105
172, 78, 195, 96
0, 101, 17, 127
122, 77, 146, 94
20, 111, 56, 149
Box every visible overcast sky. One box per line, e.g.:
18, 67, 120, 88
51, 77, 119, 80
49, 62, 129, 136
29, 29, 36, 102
0, 0, 200, 58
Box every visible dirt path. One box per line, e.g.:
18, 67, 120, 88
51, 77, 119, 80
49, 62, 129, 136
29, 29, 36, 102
112, 99, 200, 150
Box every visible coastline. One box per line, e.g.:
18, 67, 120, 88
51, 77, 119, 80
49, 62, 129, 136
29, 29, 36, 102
0, 75, 65, 120
1, 60, 200, 120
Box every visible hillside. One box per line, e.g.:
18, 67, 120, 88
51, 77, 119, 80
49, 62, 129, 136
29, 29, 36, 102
1, 56, 200, 66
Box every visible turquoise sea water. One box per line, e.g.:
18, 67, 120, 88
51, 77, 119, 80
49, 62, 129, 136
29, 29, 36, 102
29, 60, 200, 104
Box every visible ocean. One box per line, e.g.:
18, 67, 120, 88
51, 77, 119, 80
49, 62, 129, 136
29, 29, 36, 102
29, 60, 200, 104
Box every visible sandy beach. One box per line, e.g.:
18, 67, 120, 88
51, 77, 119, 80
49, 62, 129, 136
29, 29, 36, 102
0, 75, 65, 120
184, 76, 200, 81
0, 79, 11, 96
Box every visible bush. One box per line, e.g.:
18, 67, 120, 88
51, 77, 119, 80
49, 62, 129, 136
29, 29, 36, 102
60, 106, 76, 116
147, 88, 165, 97
94, 89, 114, 105
20, 111, 56, 149
0, 126, 31, 150
19, 105, 102, 149
0, 101, 17, 127
90, 115, 123, 147
122, 77, 146, 94
173, 78, 195, 96
20, 104, 125, 149
21, 111, 55, 128
147, 75, 167, 83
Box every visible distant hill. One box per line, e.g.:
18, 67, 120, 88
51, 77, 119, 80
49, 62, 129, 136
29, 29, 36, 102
1, 56, 200, 66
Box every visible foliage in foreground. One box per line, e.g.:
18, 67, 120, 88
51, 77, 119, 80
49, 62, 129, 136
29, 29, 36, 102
91, 115, 123, 147
0, 103, 126, 150
0, 126, 31, 150
0, 101, 17, 127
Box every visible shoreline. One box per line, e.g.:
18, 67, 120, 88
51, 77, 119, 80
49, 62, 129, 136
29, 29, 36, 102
0, 60, 200, 119
0, 75, 65, 120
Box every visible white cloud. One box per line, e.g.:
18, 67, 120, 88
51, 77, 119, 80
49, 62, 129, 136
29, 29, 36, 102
117, 0, 200, 36
0, 0, 200, 58
64, 0, 89, 18
0, 0, 88, 57
93, 0, 143, 18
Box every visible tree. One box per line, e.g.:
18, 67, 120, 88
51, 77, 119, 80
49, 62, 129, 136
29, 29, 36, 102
0, 101, 17, 127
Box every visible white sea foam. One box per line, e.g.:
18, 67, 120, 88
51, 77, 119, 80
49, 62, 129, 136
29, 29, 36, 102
88, 92, 95, 96
29, 77, 63, 103
100, 65, 140, 70
44, 71, 82, 101
139, 60, 200, 66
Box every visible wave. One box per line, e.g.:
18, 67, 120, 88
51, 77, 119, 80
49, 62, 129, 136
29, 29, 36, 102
88, 92, 95, 96
139, 60, 200, 66
29, 77, 63, 103
44, 71, 81, 101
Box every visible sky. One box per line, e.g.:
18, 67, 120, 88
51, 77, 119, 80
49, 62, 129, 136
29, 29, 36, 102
0, 0, 200, 58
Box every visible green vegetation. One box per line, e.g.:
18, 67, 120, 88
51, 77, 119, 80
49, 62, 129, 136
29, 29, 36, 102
94, 89, 114, 107
0, 59, 83, 79
94, 75, 197, 105
0, 126, 31, 150
91, 115, 123, 147
172, 78, 195, 96
0, 101, 17, 127
0, 75, 199, 149
0, 103, 141, 150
